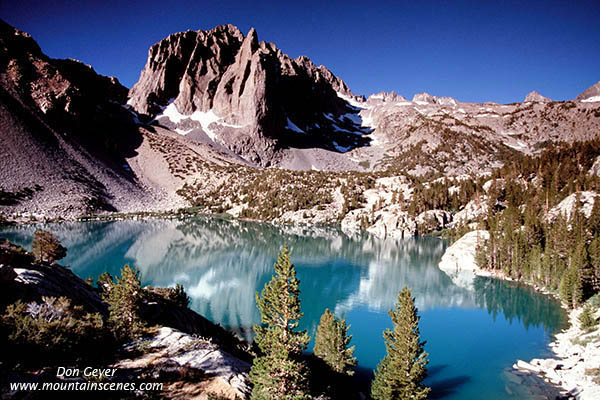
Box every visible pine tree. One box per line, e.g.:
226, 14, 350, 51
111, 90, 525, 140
31, 229, 67, 263
589, 235, 600, 291
371, 287, 430, 400
250, 246, 310, 400
313, 308, 357, 376
106, 264, 145, 341
559, 267, 576, 308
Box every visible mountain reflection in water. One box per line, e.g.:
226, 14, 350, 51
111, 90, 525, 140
1, 217, 566, 400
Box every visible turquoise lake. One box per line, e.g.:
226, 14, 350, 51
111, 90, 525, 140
0, 217, 567, 399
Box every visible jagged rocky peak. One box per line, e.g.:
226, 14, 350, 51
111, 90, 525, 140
367, 91, 407, 104
412, 92, 438, 104
128, 24, 245, 116
128, 24, 358, 119
576, 81, 600, 102
128, 24, 367, 166
524, 90, 551, 103
410, 92, 457, 106
437, 96, 458, 106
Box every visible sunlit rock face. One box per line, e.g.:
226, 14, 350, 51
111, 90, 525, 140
128, 25, 370, 166
438, 230, 490, 290
524, 90, 551, 103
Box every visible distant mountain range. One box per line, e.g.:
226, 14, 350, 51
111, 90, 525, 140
1, 19, 599, 219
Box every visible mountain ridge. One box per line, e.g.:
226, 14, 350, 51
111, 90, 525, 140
1, 20, 600, 221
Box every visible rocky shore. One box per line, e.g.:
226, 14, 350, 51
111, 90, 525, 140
511, 307, 600, 400
439, 230, 600, 400
0, 239, 251, 399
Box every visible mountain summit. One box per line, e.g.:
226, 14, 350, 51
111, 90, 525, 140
576, 81, 600, 102
128, 25, 370, 166
524, 90, 551, 103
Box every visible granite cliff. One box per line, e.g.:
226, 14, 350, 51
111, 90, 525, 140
128, 25, 369, 166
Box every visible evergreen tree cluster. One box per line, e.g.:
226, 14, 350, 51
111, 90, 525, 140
250, 247, 429, 399
474, 139, 600, 308
408, 177, 480, 216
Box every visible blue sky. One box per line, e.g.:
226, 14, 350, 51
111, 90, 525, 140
2, 0, 599, 103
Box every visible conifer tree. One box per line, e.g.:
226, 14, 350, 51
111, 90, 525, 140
589, 235, 600, 291
579, 305, 597, 329
250, 246, 310, 400
313, 308, 356, 376
106, 264, 145, 341
559, 267, 577, 308
31, 229, 66, 263
371, 287, 430, 400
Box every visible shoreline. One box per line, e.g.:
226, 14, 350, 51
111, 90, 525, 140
510, 306, 600, 400
460, 243, 600, 399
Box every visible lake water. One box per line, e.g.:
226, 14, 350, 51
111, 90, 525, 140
0, 217, 566, 399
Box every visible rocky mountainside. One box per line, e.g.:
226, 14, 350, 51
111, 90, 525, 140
339, 90, 599, 175
129, 25, 600, 175
128, 25, 370, 167
1, 20, 600, 222
0, 19, 163, 218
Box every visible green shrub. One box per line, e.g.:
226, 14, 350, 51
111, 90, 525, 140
1, 296, 107, 365
579, 305, 597, 330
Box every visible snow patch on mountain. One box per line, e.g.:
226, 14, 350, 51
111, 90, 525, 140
332, 141, 352, 152
285, 118, 305, 133
336, 91, 368, 109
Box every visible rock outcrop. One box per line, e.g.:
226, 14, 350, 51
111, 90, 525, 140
524, 90, 552, 103
452, 196, 489, 227
547, 191, 599, 222
589, 156, 600, 177
129, 25, 370, 166
0, 239, 106, 314
366, 205, 417, 239
367, 91, 407, 104
415, 209, 452, 232
438, 230, 490, 289
513, 307, 600, 400
412, 92, 438, 104
116, 327, 251, 398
